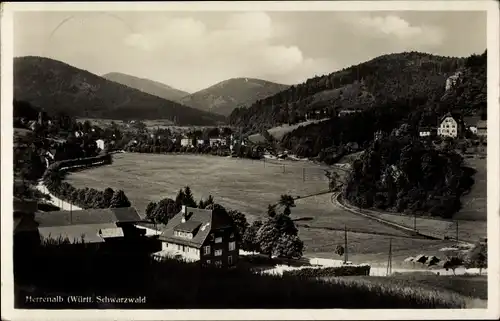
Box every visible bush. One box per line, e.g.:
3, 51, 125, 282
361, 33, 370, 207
283, 265, 371, 278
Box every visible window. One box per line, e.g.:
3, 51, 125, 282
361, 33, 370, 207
215, 237, 222, 243
209, 233, 215, 241
215, 261, 222, 267
214, 249, 222, 256
229, 241, 236, 251
204, 245, 211, 255
228, 255, 233, 265
230, 232, 235, 239
206, 260, 211, 264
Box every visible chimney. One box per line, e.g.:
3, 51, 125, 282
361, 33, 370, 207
181, 205, 187, 223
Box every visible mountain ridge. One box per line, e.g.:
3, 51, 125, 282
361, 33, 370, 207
102, 72, 190, 103
14, 56, 225, 125
180, 77, 290, 116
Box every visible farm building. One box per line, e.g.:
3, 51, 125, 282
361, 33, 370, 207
418, 127, 435, 138
35, 207, 150, 245
154, 206, 239, 268
14, 204, 158, 253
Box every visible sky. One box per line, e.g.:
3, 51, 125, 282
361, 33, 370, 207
14, 11, 486, 93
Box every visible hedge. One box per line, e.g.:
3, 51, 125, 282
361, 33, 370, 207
282, 264, 371, 277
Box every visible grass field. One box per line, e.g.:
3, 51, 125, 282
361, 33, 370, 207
65, 153, 465, 265
456, 156, 487, 221
339, 274, 488, 301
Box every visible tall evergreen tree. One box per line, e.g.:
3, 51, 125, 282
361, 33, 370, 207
109, 190, 131, 208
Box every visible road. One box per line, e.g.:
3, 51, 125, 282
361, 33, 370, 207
35, 181, 82, 211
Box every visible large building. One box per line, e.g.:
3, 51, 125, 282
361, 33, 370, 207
156, 206, 239, 268
14, 203, 155, 251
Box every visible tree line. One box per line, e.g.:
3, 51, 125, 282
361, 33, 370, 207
125, 139, 264, 160
42, 154, 132, 209
146, 187, 304, 261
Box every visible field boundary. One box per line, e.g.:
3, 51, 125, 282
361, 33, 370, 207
296, 223, 424, 239
334, 193, 442, 240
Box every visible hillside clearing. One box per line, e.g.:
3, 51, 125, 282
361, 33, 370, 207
248, 118, 329, 143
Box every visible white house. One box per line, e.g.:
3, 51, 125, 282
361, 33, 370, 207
180, 138, 191, 147
96, 139, 105, 151
437, 113, 460, 138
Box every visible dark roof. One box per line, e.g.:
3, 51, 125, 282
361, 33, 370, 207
174, 220, 202, 233
440, 112, 463, 123
159, 206, 234, 248
35, 207, 143, 227
463, 116, 481, 126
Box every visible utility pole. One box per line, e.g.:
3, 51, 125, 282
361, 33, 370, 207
303, 167, 306, 182
456, 220, 459, 243
386, 238, 392, 276
344, 225, 348, 264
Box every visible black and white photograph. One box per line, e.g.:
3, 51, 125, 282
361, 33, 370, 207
1, 1, 499, 319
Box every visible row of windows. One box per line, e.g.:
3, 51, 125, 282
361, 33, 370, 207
206, 255, 233, 266
209, 232, 234, 242
203, 241, 236, 255
174, 230, 193, 239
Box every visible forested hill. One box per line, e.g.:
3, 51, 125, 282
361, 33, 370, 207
14, 56, 226, 126
181, 78, 289, 116
229, 51, 481, 133
279, 51, 486, 162
102, 72, 190, 103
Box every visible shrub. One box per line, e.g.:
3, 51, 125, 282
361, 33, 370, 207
282, 265, 371, 278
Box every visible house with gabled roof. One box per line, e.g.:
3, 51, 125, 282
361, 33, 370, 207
156, 206, 239, 268
437, 112, 464, 138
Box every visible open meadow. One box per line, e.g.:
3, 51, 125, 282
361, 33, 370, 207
457, 156, 487, 221
65, 153, 465, 265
